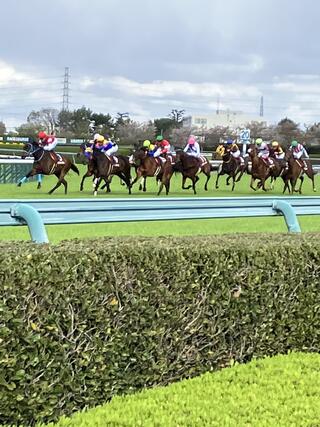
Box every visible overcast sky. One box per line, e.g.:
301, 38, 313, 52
1, 0, 320, 129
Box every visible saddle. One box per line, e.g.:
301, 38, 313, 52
49, 152, 65, 165
199, 155, 207, 166
106, 155, 120, 166
155, 157, 166, 166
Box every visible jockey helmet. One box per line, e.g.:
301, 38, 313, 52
38, 131, 47, 139
272, 141, 279, 147
226, 139, 233, 145
156, 135, 163, 142
143, 139, 151, 148
291, 140, 298, 147
93, 133, 101, 141
188, 136, 196, 145
96, 135, 105, 143
255, 138, 263, 145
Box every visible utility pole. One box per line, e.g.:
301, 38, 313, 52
216, 94, 220, 115
260, 95, 264, 117
62, 67, 70, 111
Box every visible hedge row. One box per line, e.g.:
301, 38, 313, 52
42, 352, 320, 427
0, 234, 319, 425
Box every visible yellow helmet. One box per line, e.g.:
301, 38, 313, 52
255, 138, 263, 145
97, 135, 105, 143
143, 139, 151, 148
272, 141, 279, 147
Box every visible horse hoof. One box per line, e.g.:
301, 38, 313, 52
17, 183, 21, 187
314, 189, 317, 192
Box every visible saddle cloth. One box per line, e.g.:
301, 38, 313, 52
50, 152, 65, 165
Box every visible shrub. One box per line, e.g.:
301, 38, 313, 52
0, 235, 319, 425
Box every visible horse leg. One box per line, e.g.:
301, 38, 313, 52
297, 176, 304, 194
182, 175, 192, 190
226, 176, 231, 186
143, 177, 147, 192
49, 171, 66, 195
80, 170, 92, 191
93, 177, 103, 196
192, 176, 199, 195
17, 168, 37, 186
250, 176, 257, 191
231, 175, 236, 191
203, 171, 211, 191
215, 173, 221, 189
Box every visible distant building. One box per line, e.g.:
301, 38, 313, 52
183, 110, 267, 129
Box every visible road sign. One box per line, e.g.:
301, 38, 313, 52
239, 129, 250, 143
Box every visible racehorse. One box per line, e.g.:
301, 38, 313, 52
215, 149, 248, 191
130, 148, 174, 195
174, 151, 211, 194
282, 149, 316, 194
19, 141, 79, 194
247, 144, 285, 191
92, 147, 132, 196
77, 142, 112, 192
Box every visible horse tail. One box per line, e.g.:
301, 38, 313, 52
70, 163, 80, 175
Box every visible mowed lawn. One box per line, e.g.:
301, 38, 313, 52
1, 165, 320, 242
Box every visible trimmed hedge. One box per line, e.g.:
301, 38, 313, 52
42, 352, 320, 427
0, 235, 320, 425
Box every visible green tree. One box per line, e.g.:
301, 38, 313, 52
154, 118, 176, 139
91, 112, 114, 136
275, 118, 303, 145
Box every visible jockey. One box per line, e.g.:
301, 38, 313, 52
153, 135, 171, 158
94, 134, 106, 151
290, 140, 309, 170
271, 141, 285, 159
255, 137, 274, 167
215, 142, 225, 158
290, 140, 309, 159
38, 131, 58, 151
143, 139, 155, 153
183, 135, 200, 158
101, 136, 119, 157
226, 138, 244, 165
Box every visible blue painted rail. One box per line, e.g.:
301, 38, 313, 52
2, 196, 320, 243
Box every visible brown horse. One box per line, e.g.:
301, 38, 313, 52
247, 144, 285, 191
19, 140, 79, 194
174, 151, 211, 194
92, 147, 132, 196
215, 149, 248, 191
282, 149, 316, 193
130, 148, 174, 195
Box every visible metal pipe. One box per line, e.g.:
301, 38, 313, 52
272, 200, 301, 233
10, 204, 49, 243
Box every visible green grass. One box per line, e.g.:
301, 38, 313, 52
1, 166, 320, 242
39, 352, 320, 427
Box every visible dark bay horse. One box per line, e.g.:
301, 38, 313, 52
92, 148, 132, 196
215, 149, 247, 191
19, 141, 79, 194
77, 142, 111, 192
130, 148, 174, 195
174, 151, 211, 194
282, 149, 316, 193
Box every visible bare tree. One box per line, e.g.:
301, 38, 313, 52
115, 120, 156, 146
27, 108, 60, 134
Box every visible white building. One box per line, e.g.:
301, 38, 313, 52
183, 110, 267, 129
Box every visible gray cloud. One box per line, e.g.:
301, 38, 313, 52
1, 0, 320, 129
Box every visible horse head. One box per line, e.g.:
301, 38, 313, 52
22, 140, 41, 158
77, 141, 93, 163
